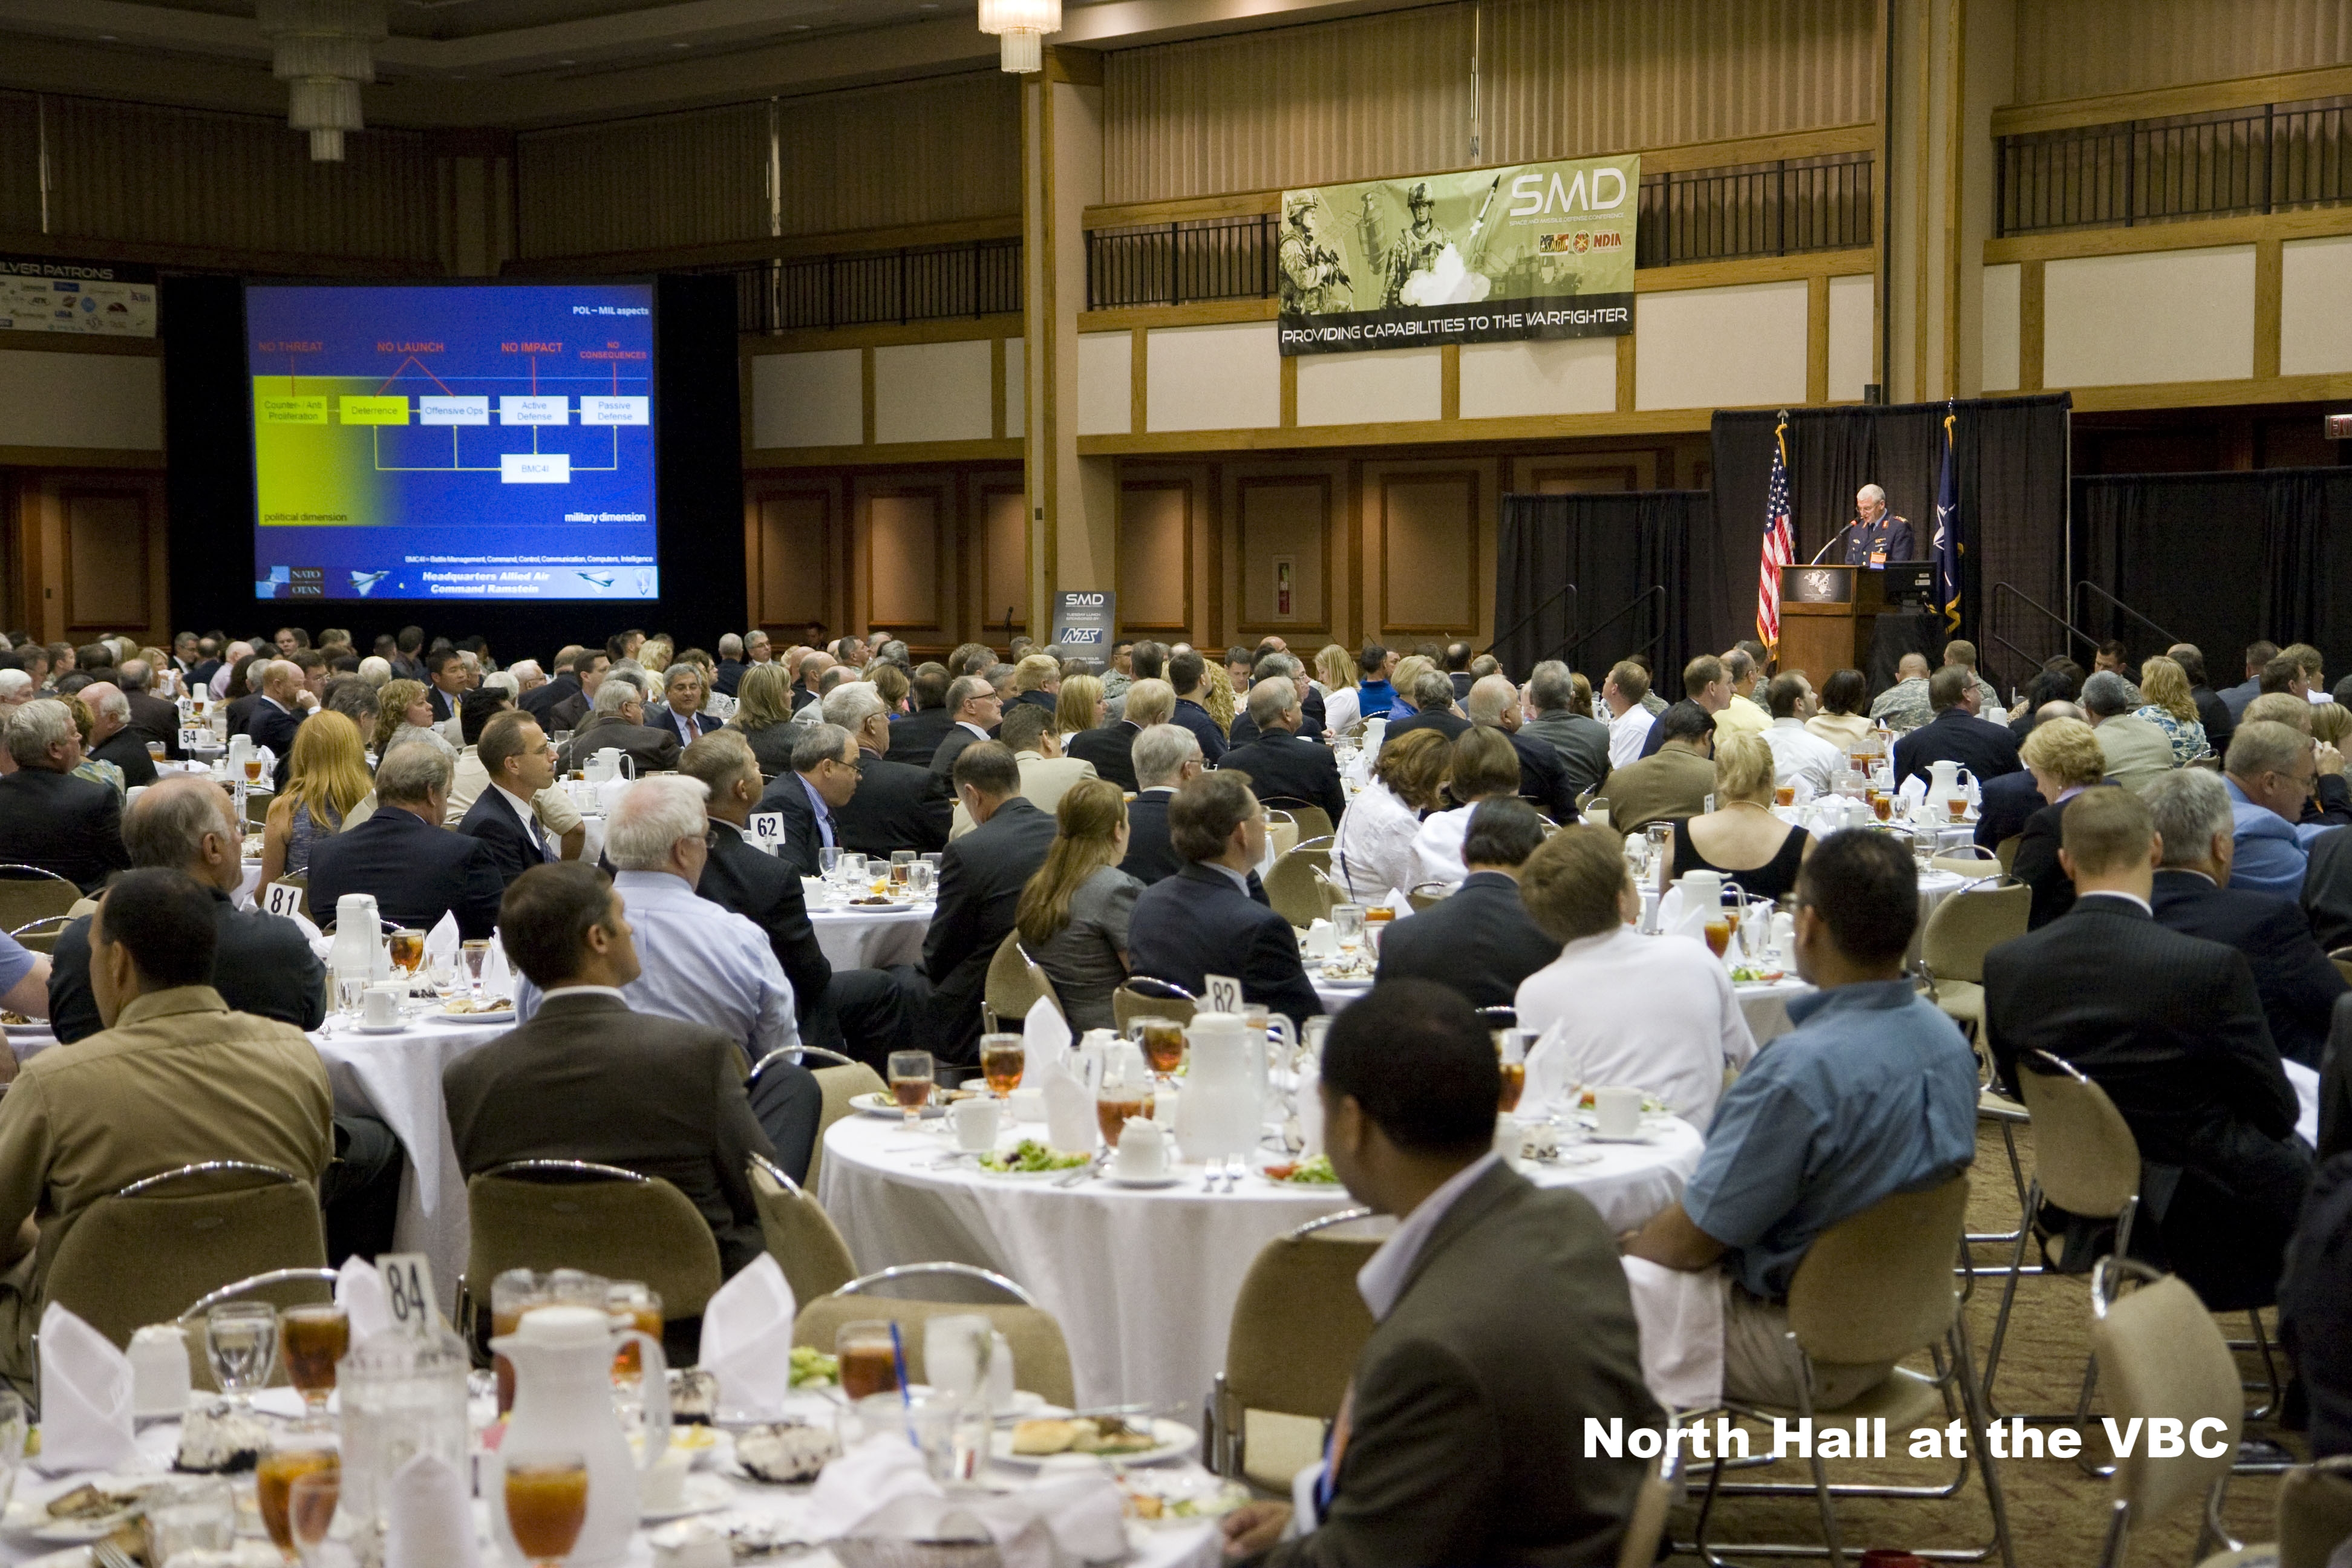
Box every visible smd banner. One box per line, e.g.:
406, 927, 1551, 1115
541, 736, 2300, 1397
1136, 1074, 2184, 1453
1276, 155, 1638, 356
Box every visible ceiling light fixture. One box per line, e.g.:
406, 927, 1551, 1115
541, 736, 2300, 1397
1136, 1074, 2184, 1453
256, 0, 387, 162
977, 0, 1057, 72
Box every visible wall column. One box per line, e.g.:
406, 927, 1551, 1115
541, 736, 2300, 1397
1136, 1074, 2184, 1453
1022, 47, 1117, 644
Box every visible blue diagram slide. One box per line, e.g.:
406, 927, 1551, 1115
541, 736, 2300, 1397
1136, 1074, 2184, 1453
246, 282, 659, 601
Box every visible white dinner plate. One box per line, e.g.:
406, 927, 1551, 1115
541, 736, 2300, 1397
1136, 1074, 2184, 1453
351, 1021, 409, 1035
1583, 1130, 1659, 1145
641, 1472, 735, 1523
990, 1418, 1197, 1470
851, 1092, 946, 1120
429, 1008, 515, 1025
1102, 1171, 1183, 1189
5, 1484, 148, 1544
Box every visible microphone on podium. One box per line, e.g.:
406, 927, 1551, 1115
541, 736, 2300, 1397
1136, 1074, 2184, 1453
1808, 519, 1861, 566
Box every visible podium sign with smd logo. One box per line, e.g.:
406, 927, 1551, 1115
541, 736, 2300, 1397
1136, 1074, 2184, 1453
1053, 591, 1115, 651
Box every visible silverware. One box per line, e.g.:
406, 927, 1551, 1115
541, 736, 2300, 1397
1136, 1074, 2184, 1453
1200, 1160, 1222, 1193
1053, 1152, 1108, 1188
95, 1542, 140, 1568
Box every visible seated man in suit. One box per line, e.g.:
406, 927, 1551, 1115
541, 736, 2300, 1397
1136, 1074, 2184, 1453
557, 676, 681, 776
647, 661, 723, 750
1518, 660, 1613, 801
1068, 676, 1168, 794
244, 658, 313, 760
1119, 723, 1202, 887
116, 659, 184, 760
1623, 829, 1979, 1406
543, 652, 605, 734
823, 684, 949, 858
1598, 700, 1715, 840
2083, 670, 2177, 794
520, 647, 581, 721
886, 665, 956, 767
423, 647, 471, 725
1382, 670, 1469, 744
445, 862, 779, 1279
1125, 771, 1322, 1027
1977, 701, 2083, 853
0, 867, 334, 1393
1466, 673, 1577, 825
457, 711, 561, 888
0, 698, 129, 892
2225, 720, 2345, 897
1984, 786, 2309, 1309
2302, 825, 2352, 953
308, 739, 506, 939
923, 743, 1059, 1065
1373, 799, 1557, 1010
1218, 978, 1660, 1566
79, 682, 157, 791
927, 675, 1004, 780
755, 722, 860, 879
1217, 677, 1347, 828
950, 703, 1096, 838
1892, 665, 2023, 791
1166, 650, 1228, 765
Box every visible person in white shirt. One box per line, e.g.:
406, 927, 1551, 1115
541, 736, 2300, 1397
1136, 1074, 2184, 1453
1331, 727, 1448, 904
1601, 660, 1653, 771
1759, 672, 1843, 800
1514, 822, 1757, 1127
1406, 728, 1522, 893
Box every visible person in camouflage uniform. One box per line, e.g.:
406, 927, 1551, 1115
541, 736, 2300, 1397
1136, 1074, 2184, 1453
1278, 195, 1351, 315
1380, 182, 1451, 309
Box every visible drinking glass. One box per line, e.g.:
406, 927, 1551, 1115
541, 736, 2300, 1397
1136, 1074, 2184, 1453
1774, 783, 1795, 808
460, 940, 489, 995
818, 845, 841, 881
244, 757, 266, 783
841, 853, 868, 890
280, 1304, 350, 1418
146, 1477, 237, 1562
503, 1452, 590, 1568
887, 1050, 935, 1126
206, 1301, 279, 1407
1131, 1016, 1184, 1078
333, 973, 368, 1019
258, 1439, 338, 1559
1702, 916, 1732, 959
890, 849, 915, 890
978, 1033, 1025, 1097
1331, 903, 1365, 955
835, 1320, 901, 1401
1095, 1077, 1154, 1148
387, 929, 424, 982
1644, 822, 1674, 893
287, 1467, 350, 1567
907, 1391, 990, 1484
906, 860, 936, 900
1497, 1030, 1527, 1114
606, 1282, 663, 1382
146, 740, 167, 764
1945, 794, 1969, 822
426, 953, 458, 998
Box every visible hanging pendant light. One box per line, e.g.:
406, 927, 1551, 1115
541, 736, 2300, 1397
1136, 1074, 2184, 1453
256, 0, 387, 161
976, 0, 1060, 73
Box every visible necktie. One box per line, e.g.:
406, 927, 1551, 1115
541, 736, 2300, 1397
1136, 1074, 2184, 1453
528, 811, 552, 861
1315, 1381, 1355, 1516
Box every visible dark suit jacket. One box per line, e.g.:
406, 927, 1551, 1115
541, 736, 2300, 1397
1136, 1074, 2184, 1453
559, 715, 681, 775
1227, 690, 1327, 750
699, 820, 831, 1028
519, 674, 578, 721
0, 768, 128, 892
1126, 863, 1324, 1027
1215, 728, 1347, 826
2192, 686, 2236, 763
443, 992, 777, 1278
924, 796, 1058, 1063
544, 690, 591, 734
1973, 770, 2043, 853
711, 660, 745, 698
1892, 706, 2024, 791
246, 699, 303, 760
2302, 826, 2352, 955
1384, 708, 1470, 745
834, 750, 950, 858
124, 691, 184, 759
928, 722, 990, 780
2152, 869, 2347, 1070
647, 706, 723, 749
2013, 797, 2077, 929
1373, 872, 1558, 1010
427, 684, 458, 724
888, 707, 955, 769
1844, 514, 1918, 562
752, 773, 829, 879
456, 788, 551, 889
306, 804, 506, 939
1502, 727, 1578, 823
90, 730, 158, 790
1263, 1163, 1659, 1567
737, 722, 795, 779
1065, 722, 1140, 792
226, 691, 264, 737
1172, 699, 1227, 764
1519, 711, 1613, 799
47, 886, 326, 1044
1984, 893, 2308, 1307
1119, 789, 1184, 886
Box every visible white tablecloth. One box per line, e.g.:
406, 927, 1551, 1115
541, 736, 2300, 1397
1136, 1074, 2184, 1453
808, 902, 933, 971
817, 1111, 1701, 1413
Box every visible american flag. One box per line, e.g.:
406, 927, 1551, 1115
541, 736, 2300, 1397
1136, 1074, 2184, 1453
1757, 421, 1795, 650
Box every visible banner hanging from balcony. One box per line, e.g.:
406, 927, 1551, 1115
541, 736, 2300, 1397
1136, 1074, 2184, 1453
1276, 154, 1638, 356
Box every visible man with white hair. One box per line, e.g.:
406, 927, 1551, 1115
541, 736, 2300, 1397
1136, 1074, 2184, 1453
307, 740, 506, 938
114, 659, 183, 759
79, 682, 155, 790
1218, 677, 1347, 825
246, 659, 314, 759
508, 660, 546, 698
558, 673, 681, 774
0, 699, 128, 890
1120, 722, 1205, 885
821, 683, 950, 857
209, 640, 253, 701
1844, 482, 1916, 564
713, 633, 746, 698
514, 774, 821, 1171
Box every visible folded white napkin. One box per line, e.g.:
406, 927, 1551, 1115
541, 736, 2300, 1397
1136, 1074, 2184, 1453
1295, 1052, 1325, 1156
387, 1452, 480, 1568
479, 930, 514, 1001
803, 1434, 940, 1540
422, 910, 460, 969
1022, 996, 1072, 1077
811, 1438, 1126, 1568
1619, 1258, 1725, 1413
697, 1254, 798, 1421
1040, 1061, 1096, 1155
1383, 889, 1412, 919
336, 1256, 393, 1343
36, 1303, 142, 1474
1523, 1022, 1571, 1114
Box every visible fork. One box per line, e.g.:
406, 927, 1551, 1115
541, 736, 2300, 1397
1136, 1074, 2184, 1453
1220, 1155, 1244, 1192
94, 1542, 140, 1568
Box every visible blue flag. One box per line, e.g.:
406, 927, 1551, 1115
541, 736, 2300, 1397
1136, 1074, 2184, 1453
1932, 404, 1962, 633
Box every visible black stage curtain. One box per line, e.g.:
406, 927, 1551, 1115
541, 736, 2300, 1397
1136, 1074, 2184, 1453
2075, 468, 2352, 671
1492, 492, 1713, 682
1708, 395, 2071, 691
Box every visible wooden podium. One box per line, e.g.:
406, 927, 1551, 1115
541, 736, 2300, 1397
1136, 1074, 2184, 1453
1777, 564, 1891, 684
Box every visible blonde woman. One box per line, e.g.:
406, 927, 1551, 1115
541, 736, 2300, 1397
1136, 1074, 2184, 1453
2014, 716, 2111, 929
1390, 654, 1438, 718
2315, 701, 2352, 753
374, 678, 451, 759
1313, 644, 1361, 738
726, 661, 799, 776
1014, 778, 1142, 1030
1056, 672, 1107, 740
261, 710, 371, 883
2132, 655, 2210, 764
639, 638, 673, 675
1670, 731, 1811, 902
1203, 661, 1236, 737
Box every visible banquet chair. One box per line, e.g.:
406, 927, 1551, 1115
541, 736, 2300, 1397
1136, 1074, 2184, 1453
1287, 835, 1335, 876
463, 1160, 722, 1348
175, 1266, 338, 1391
1115, 978, 1196, 1031
982, 934, 1062, 1033
1930, 846, 2004, 879
1993, 834, 2021, 875
7, 913, 73, 954
43, 1161, 327, 1353
1917, 881, 2030, 1039
0, 866, 78, 934
1265, 811, 1299, 860
1688, 1174, 2016, 1568
1283, 805, 1334, 843
2331, 946, 2352, 987
1264, 850, 1342, 930
1405, 881, 1449, 911
748, 1153, 858, 1304
1209, 1209, 1381, 1492
802, 1057, 887, 1194
2089, 1259, 2246, 1568
796, 1263, 1076, 1408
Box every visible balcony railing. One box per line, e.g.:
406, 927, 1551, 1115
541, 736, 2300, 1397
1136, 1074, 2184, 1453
687, 236, 1022, 333
1997, 96, 2352, 236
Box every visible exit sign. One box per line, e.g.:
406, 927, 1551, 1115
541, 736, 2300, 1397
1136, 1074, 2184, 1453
2328, 413, 2352, 439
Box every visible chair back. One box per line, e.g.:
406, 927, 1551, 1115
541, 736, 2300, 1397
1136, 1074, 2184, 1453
2279, 1455, 2352, 1568
8, 914, 73, 954
2090, 1258, 2241, 1537
1265, 811, 1299, 859
796, 1264, 1075, 1408
983, 933, 1061, 1033
2331, 947, 2352, 987
1263, 850, 1338, 929
2017, 1051, 2141, 1219
1285, 805, 1334, 843
1114, 978, 1196, 1031
44, 1163, 327, 1352
1785, 1174, 1968, 1366
466, 1161, 722, 1319
1994, 834, 2022, 875
1930, 846, 2001, 878
1224, 1221, 1379, 1422
807, 1061, 887, 1193
176, 1267, 339, 1391
748, 1156, 858, 1305
0, 868, 79, 933
1406, 881, 1449, 911
1918, 881, 2030, 986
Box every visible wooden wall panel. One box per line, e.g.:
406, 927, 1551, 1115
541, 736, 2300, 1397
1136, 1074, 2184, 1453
1120, 481, 1194, 632
865, 488, 948, 633
517, 102, 767, 258
1378, 471, 1481, 636
980, 484, 1030, 636
752, 488, 832, 629
61, 489, 148, 632
8, 471, 168, 645
2014, 0, 2352, 103
1236, 477, 1331, 639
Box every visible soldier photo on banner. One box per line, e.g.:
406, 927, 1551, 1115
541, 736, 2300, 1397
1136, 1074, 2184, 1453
1275, 154, 1639, 356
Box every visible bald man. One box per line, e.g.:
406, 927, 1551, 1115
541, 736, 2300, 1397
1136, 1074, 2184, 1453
1869, 652, 1935, 729
1468, 673, 1578, 825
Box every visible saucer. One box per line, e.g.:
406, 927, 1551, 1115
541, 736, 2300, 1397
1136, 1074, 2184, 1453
1104, 1171, 1182, 1188
353, 1020, 409, 1034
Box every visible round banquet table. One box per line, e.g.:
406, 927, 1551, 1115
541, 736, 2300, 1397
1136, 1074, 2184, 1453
817, 1109, 1704, 1413
1313, 972, 1818, 1047
806, 899, 934, 971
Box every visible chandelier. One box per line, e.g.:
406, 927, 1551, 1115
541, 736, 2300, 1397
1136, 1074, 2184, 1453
976, 0, 1060, 73
256, 0, 388, 162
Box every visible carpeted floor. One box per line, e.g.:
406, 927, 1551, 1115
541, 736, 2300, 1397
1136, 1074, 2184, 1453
1659, 1120, 2296, 1566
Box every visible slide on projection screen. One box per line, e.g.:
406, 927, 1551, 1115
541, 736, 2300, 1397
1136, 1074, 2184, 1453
246, 281, 658, 603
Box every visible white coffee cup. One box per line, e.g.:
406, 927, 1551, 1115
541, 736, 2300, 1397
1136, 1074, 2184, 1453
129, 1323, 192, 1419
1492, 1113, 1524, 1171
361, 984, 402, 1028
951, 1096, 1002, 1152
1006, 1087, 1047, 1123
1593, 1085, 1644, 1139
1114, 1119, 1169, 1178
641, 1445, 692, 1513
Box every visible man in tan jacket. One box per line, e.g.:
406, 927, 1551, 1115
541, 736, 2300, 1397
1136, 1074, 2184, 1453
0, 868, 332, 1390
1599, 699, 1717, 840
